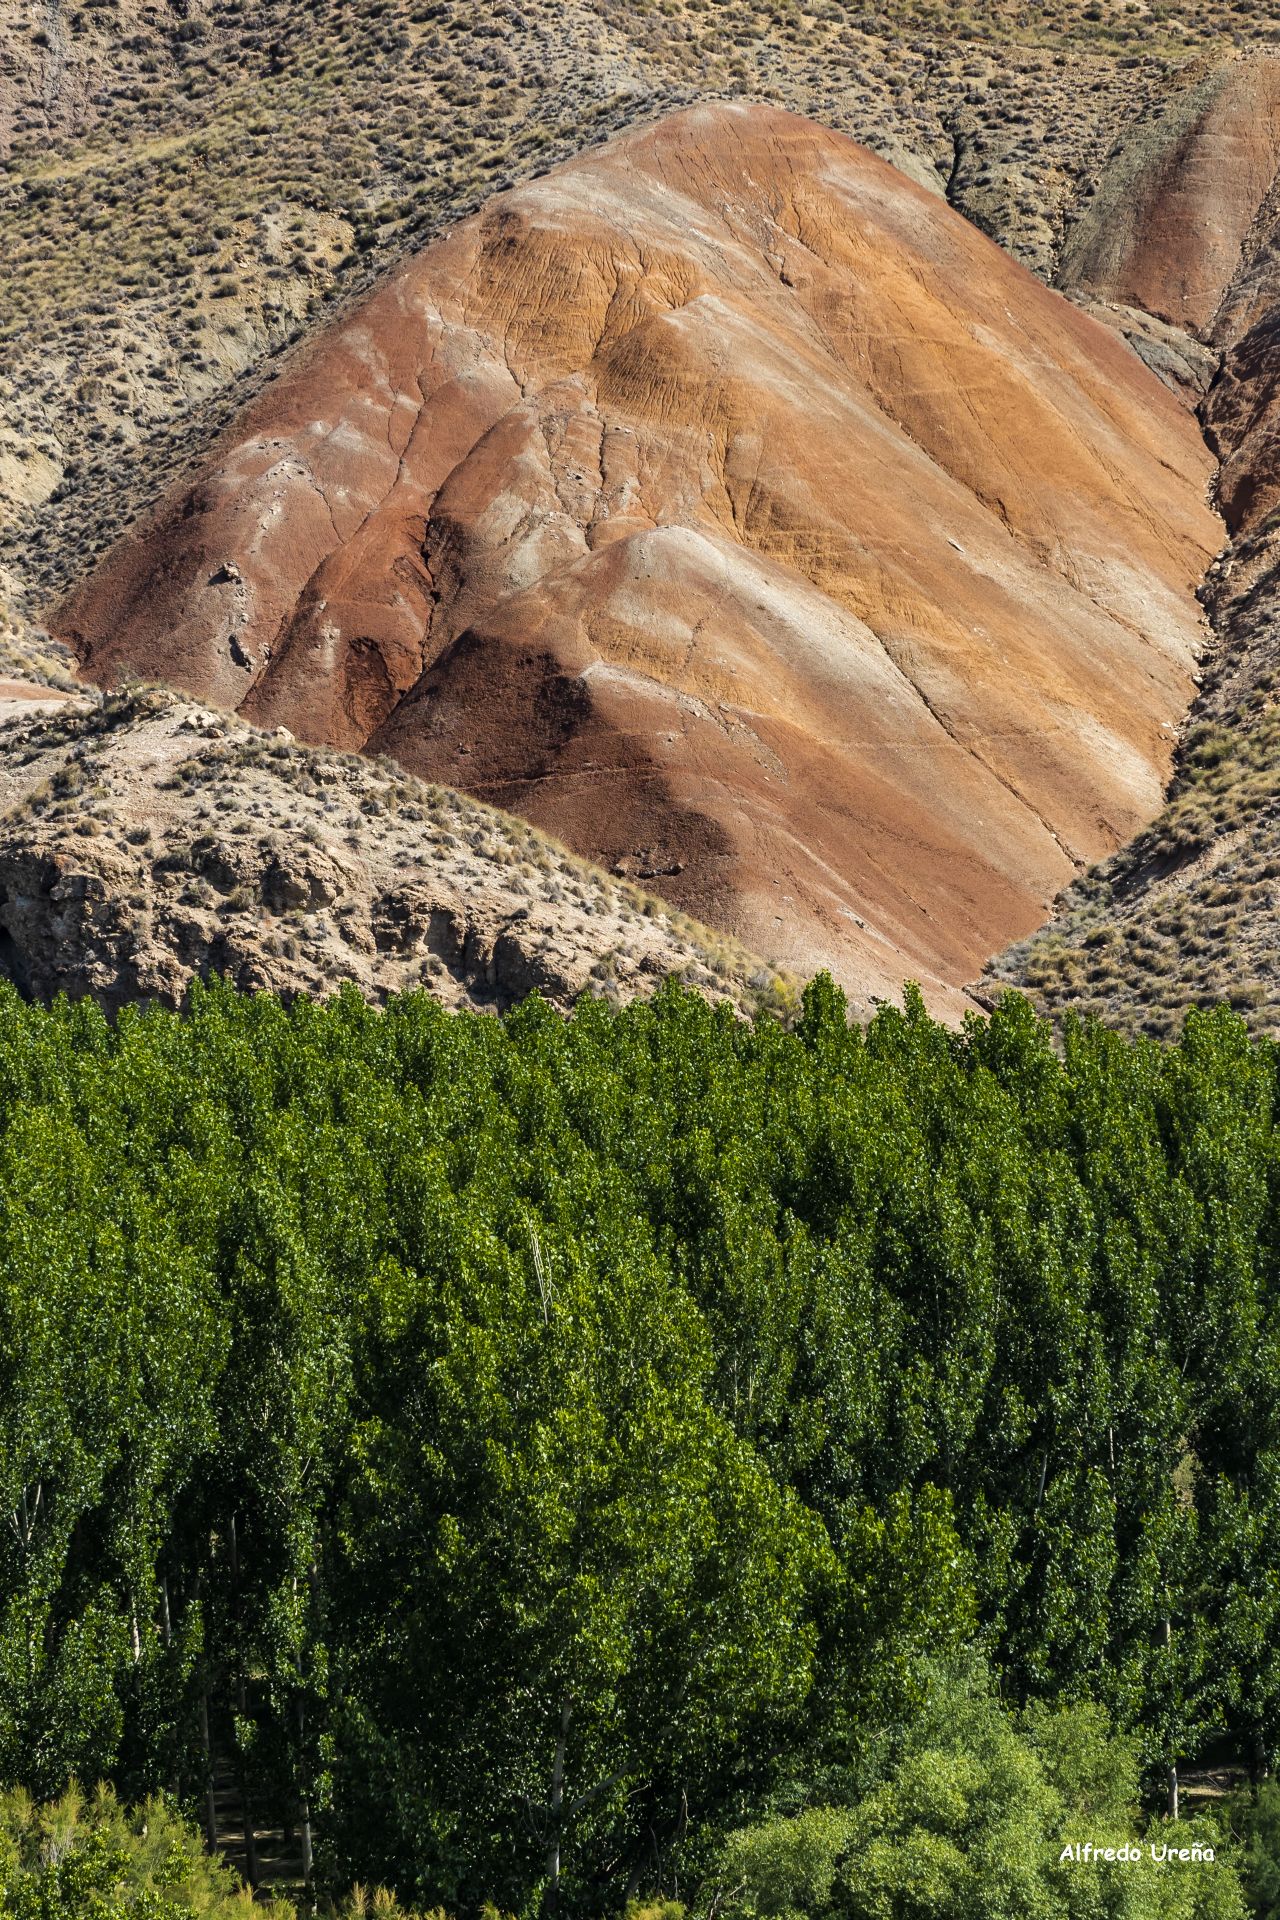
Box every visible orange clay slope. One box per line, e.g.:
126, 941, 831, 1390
54, 101, 1220, 1015
1059, 51, 1280, 340
1056, 50, 1280, 566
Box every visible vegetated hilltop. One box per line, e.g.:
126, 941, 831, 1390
0, 684, 787, 1016
0, 0, 1265, 626
987, 51, 1280, 1039
53, 103, 1219, 1016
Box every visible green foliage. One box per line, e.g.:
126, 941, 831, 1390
716, 1805, 856, 1920
0, 1781, 464, 1918
714, 1672, 1246, 1920
0, 1782, 262, 1918
1229, 1782, 1280, 1918
1023, 1702, 1142, 1829
0, 977, 1278, 1910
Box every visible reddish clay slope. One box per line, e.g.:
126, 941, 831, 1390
1055, 49, 1280, 546
1195, 64, 1280, 541
55, 102, 1219, 1011
1059, 53, 1280, 337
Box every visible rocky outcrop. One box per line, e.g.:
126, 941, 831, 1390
54, 103, 1219, 1016
0, 688, 787, 1017
1068, 298, 1220, 405
3, 0, 1206, 637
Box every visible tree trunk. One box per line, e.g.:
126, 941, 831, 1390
294, 1693, 314, 1890
228, 1515, 259, 1888
1252, 1731, 1270, 1792
236, 1684, 259, 1888
234, 1654, 258, 1886
198, 1688, 218, 1853
299, 1794, 314, 1891
290, 1573, 315, 1890
1162, 1614, 1178, 1822
545, 1699, 572, 1912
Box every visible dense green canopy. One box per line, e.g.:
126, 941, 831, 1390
0, 975, 1277, 1913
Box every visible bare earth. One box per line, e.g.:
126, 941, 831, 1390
54, 103, 1220, 1016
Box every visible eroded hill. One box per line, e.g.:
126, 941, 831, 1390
52, 103, 1220, 1014
0, 0, 1258, 628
